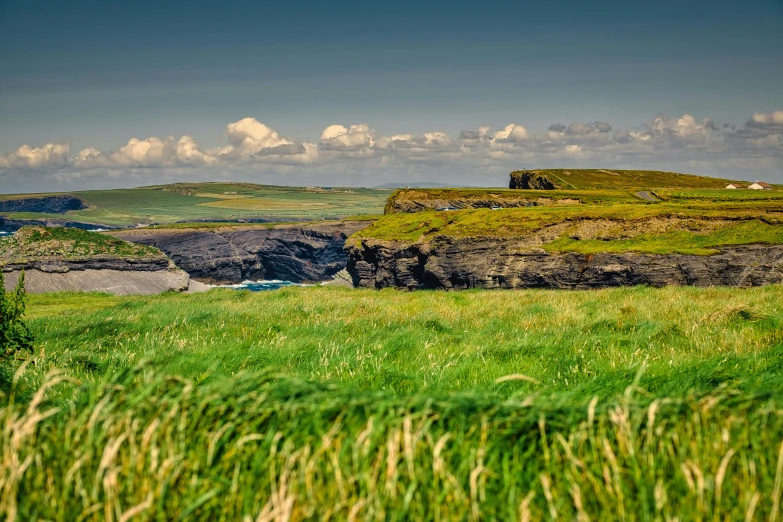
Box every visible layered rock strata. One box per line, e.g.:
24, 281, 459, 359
347, 238, 783, 290
109, 221, 372, 284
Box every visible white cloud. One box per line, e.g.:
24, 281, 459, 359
748, 110, 783, 130
493, 124, 528, 142
225, 118, 293, 154
72, 136, 217, 168
0, 143, 69, 169
319, 123, 374, 150
2, 110, 783, 190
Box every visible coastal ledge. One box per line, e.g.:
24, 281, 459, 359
1, 226, 197, 295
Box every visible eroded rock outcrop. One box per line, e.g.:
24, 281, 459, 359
0, 216, 116, 232
0, 195, 87, 214
509, 171, 558, 190
2, 267, 190, 295
109, 221, 372, 284
347, 237, 783, 290
1, 227, 192, 295
388, 196, 580, 213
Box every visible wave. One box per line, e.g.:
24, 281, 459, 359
209, 280, 305, 292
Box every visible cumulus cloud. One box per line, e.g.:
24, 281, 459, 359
320, 124, 374, 150
747, 111, 783, 132
72, 136, 217, 168
2, 111, 783, 190
225, 118, 293, 154
0, 143, 70, 169
493, 124, 528, 142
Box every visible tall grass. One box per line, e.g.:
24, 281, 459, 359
4, 285, 783, 519
2, 364, 782, 520
23, 286, 783, 403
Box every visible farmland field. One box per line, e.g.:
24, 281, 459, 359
0, 183, 390, 226
4, 285, 783, 520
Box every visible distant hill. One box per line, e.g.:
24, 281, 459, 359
509, 169, 745, 190
0, 182, 389, 227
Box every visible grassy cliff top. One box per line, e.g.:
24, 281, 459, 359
0, 226, 163, 264
352, 201, 783, 255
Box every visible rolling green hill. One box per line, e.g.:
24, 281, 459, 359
0, 182, 390, 226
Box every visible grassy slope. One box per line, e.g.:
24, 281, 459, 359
5, 285, 783, 519
1, 183, 390, 226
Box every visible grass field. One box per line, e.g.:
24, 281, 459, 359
0, 183, 390, 226
4, 285, 783, 519
656, 188, 783, 202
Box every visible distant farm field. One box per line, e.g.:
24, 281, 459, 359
1, 183, 390, 226
5, 285, 783, 519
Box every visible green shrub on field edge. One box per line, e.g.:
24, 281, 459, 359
0, 270, 34, 394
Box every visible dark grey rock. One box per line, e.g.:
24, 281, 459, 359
347, 237, 783, 290
110, 221, 372, 284
0, 195, 87, 214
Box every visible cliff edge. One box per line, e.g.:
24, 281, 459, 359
1, 227, 192, 295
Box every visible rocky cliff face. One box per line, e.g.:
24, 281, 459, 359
110, 221, 372, 284
0, 195, 87, 214
347, 237, 783, 289
0, 216, 116, 232
1, 228, 192, 295
2, 266, 191, 295
388, 196, 580, 213
509, 171, 558, 190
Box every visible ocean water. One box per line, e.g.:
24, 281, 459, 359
0, 231, 11, 237
213, 280, 302, 292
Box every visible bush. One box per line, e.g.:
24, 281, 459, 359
0, 270, 34, 360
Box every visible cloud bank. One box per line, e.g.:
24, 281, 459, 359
2, 111, 782, 191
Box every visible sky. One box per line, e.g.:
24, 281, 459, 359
1, 0, 782, 192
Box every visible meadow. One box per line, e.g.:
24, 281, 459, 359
3, 285, 783, 519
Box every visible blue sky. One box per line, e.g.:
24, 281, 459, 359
1, 0, 782, 191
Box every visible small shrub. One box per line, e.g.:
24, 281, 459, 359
0, 270, 34, 360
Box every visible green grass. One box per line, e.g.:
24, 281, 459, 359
4, 285, 783, 519
1, 183, 390, 226
353, 201, 783, 250
544, 219, 783, 255
656, 188, 783, 202
20, 286, 783, 400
